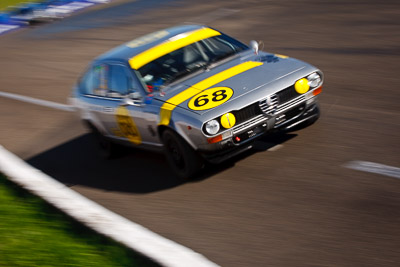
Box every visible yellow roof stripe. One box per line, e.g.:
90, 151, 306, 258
129, 28, 221, 70
159, 61, 263, 126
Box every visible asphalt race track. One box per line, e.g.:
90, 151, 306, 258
0, 0, 399, 266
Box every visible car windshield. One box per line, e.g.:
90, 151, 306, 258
137, 34, 248, 92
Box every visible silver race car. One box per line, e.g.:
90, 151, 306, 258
71, 25, 323, 178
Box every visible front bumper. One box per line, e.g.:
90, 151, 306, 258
199, 99, 320, 164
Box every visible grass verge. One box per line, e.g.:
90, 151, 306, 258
0, 1, 44, 11
0, 174, 159, 267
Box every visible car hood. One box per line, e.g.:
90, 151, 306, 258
153, 51, 318, 118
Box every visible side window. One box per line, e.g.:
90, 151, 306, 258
79, 68, 94, 95
92, 64, 109, 96
79, 63, 144, 97
79, 65, 108, 96
109, 65, 131, 96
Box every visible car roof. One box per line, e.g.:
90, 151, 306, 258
94, 24, 213, 66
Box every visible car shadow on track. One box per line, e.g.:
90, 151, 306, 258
194, 132, 297, 181
27, 133, 180, 193
27, 132, 296, 193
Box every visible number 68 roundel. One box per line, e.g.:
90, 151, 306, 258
188, 87, 234, 111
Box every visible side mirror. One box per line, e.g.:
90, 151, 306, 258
249, 40, 259, 55
128, 91, 142, 100
122, 91, 143, 106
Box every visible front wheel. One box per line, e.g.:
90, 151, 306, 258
161, 129, 203, 179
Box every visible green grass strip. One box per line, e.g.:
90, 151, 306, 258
0, 174, 159, 267
0, 0, 44, 11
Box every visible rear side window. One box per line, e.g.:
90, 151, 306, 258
79, 64, 108, 96
93, 64, 108, 96
79, 68, 94, 95
79, 63, 144, 98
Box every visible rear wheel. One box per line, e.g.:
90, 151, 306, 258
161, 129, 203, 179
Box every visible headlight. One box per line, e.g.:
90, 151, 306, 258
307, 72, 322, 88
294, 78, 310, 94
220, 113, 236, 129
205, 119, 220, 135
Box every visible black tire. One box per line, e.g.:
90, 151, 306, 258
304, 104, 321, 126
161, 129, 203, 179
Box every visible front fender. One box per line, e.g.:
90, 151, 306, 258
162, 109, 205, 150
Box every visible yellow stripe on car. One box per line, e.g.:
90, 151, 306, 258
159, 61, 263, 126
129, 28, 221, 70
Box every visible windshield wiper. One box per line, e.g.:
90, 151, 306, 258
207, 51, 237, 66
164, 52, 238, 85
166, 63, 208, 85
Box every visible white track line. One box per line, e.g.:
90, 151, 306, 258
0, 91, 75, 112
344, 161, 400, 179
0, 25, 21, 35
0, 146, 219, 267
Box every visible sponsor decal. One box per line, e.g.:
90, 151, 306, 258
188, 87, 233, 111
115, 106, 141, 144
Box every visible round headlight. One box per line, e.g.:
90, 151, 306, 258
205, 120, 220, 135
220, 113, 236, 129
294, 78, 310, 94
307, 73, 322, 88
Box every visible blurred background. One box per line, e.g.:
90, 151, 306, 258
0, 0, 399, 266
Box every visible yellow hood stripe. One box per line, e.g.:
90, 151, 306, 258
159, 61, 263, 126
129, 28, 221, 70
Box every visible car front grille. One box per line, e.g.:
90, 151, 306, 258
259, 94, 278, 115
275, 104, 305, 127
228, 84, 306, 135
276, 85, 301, 104
276, 95, 305, 114
232, 103, 262, 125
232, 114, 267, 135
